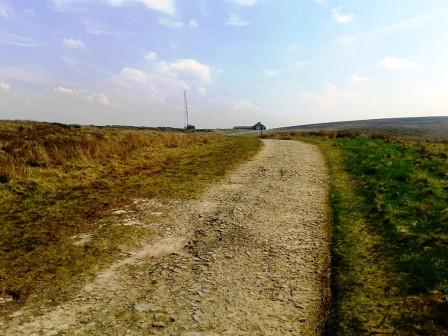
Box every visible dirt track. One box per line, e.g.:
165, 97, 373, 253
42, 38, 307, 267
3, 139, 330, 336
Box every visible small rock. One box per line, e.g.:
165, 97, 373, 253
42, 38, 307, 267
134, 302, 160, 313
152, 322, 166, 328
10, 310, 24, 318
197, 290, 207, 298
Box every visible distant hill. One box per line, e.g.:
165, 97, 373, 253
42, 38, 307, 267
275, 116, 448, 140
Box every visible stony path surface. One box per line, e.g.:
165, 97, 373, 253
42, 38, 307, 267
3, 140, 330, 336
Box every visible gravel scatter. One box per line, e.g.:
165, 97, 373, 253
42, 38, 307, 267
2, 140, 330, 336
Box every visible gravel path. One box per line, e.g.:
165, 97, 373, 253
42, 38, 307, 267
3, 140, 330, 336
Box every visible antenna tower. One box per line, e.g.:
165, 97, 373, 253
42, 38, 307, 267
184, 89, 189, 128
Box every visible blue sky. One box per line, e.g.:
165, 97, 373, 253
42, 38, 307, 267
0, 0, 447, 128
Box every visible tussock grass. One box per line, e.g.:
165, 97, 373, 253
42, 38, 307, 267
0, 121, 261, 314
265, 131, 448, 335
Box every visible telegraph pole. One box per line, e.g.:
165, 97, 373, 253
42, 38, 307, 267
184, 89, 189, 129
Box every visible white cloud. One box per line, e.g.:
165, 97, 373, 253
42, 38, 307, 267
294, 61, 309, 68
120, 67, 148, 84
82, 20, 116, 36
156, 58, 211, 83
54, 86, 112, 106
371, 12, 438, 37
118, 0, 175, 15
50, 0, 176, 16
332, 8, 354, 24
158, 17, 184, 28
226, 13, 250, 26
0, 32, 43, 47
0, 81, 11, 92
118, 58, 212, 103
335, 12, 438, 47
263, 69, 280, 78
310, 0, 326, 6
226, 0, 257, 6
188, 18, 199, 28
145, 51, 158, 62
63, 38, 85, 49
54, 86, 78, 95
349, 74, 369, 84
377, 57, 416, 71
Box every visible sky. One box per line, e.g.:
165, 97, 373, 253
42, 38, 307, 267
0, 0, 448, 128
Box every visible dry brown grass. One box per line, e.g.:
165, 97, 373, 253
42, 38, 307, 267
0, 121, 261, 315
0, 122, 212, 182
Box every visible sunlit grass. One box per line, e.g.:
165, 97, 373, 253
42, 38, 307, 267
264, 130, 448, 335
0, 121, 261, 314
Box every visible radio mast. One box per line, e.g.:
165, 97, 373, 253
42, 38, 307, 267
184, 89, 189, 128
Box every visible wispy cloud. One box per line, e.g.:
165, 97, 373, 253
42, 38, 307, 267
120, 68, 148, 85
226, 0, 257, 6
294, 61, 309, 68
310, 0, 326, 6
0, 81, 11, 92
336, 11, 442, 46
226, 13, 250, 26
0, 32, 43, 47
332, 8, 354, 24
349, 74, 369, 84
263, 69, 280, 78
145, 51, 158, 62
50, 0, 176, 16
158, 17, 184, 28
370, 12, 439, 37
188, 18, 199, 29
0, 66, 54, 85
377, 57, 416, 71
81, 20, 116, 36
54, 86, 112, 106
0, 2, 13, 17
63, 38, 85, 49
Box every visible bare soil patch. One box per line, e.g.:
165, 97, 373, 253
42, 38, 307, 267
2, 140, 330, 335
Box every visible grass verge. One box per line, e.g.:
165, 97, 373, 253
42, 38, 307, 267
0, 121, 261, 314
264, 131, 448, 335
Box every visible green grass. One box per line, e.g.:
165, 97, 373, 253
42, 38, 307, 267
0, 121, 261, 314
264, 131, 448, 335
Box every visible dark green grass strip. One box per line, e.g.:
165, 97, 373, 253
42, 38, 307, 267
264, 132, 448, 335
